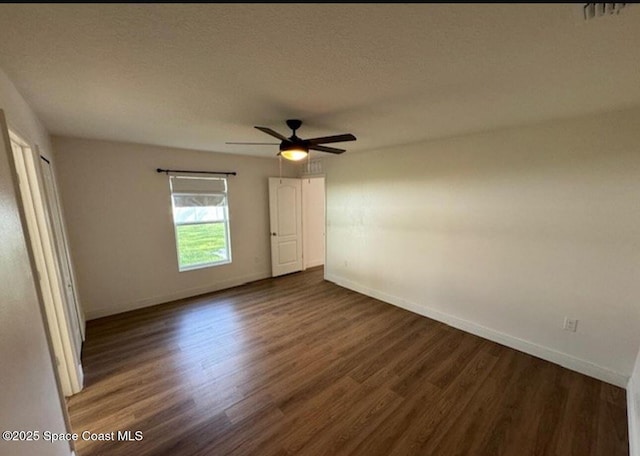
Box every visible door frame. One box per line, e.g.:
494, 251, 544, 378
269, 176, 327, 275
8, 127, 83, 396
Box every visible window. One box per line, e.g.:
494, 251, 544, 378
169, 175, 231, 271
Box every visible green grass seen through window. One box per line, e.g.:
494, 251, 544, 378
176, 223, 228, 270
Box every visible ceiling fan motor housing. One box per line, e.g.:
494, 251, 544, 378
281, 120, 306, 151
280, 138, 307, 152
286, 119, 303, 131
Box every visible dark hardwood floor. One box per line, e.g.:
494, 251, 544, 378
67, 267, 628, 456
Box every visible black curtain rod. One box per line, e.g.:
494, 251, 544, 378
156, 168, 237, 176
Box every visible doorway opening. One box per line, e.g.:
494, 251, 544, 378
302, 177, 325, 270
268, 176, 325, 277
9, 129, 84, 396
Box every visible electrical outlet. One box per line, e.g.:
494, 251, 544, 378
563, 317, 579, 332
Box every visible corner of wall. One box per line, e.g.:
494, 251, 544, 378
629, 348, 640, 456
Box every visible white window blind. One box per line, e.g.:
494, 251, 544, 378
169, 175, 227, 194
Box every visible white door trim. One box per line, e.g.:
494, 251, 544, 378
8, 128, 83, 396
40, 153, 86, 344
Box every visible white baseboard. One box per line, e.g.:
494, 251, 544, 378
86, 271, 270, 320
325, 272, 629, 388
304, 258, 325, 269
629, 375, 639, 456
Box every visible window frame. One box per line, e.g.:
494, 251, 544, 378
169, 177, 232, 272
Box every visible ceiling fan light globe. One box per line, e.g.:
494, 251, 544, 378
280, 149, 308, 161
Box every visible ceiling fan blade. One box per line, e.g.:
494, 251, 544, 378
306, 133, 356, 145
225, 142, 279, 145
255, 126, 288, 141
309, 144, 345, 154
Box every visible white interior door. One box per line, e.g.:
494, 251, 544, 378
269, 177, 303, 277
40, 156, 85, 351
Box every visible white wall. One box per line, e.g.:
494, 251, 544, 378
630, 347, 640, 456
0, 69, 71, 455
325, 107, 640, 387
52, 136, 297, 319
302, 177, 325, 268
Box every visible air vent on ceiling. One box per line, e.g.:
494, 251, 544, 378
583, 3, 627, 20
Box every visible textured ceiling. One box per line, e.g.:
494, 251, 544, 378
0, 4, 639, 158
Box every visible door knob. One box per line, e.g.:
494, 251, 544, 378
271, 232, 277, 236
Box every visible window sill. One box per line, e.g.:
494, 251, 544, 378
178, 259, 231, 272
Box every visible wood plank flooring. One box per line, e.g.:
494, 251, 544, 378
67, 267, 629, 456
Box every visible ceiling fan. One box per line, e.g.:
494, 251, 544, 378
226, 119, 356, 161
